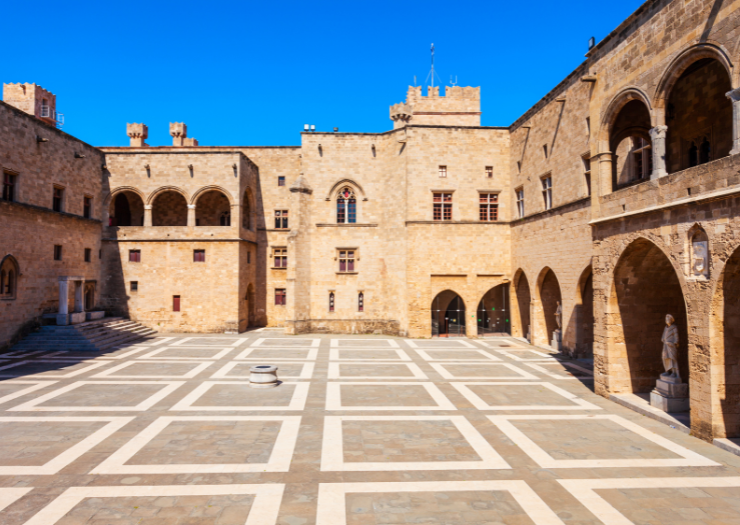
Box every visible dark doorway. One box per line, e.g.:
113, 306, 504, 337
477, 284, 511, 336
431, 291, 466, 337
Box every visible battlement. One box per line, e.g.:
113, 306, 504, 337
170, 122, 198, 147
390, 85, 481, 129
3, 83, 58, 126
127, 123, 149, 147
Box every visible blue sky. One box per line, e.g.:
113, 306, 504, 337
4, 0, 645, 147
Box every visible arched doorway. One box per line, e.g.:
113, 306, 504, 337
109, 191, 145, 227
513, 270, 531, 340
84, 284, 95, 311
609, 239, 688, 395
534, 268, 562, 347
714, 246, 740, 437
431, 291, 466, 337
665, 57, 732, 173
246, 283, 255, 327
477, 284, 510, 336
574, 266, 594, 356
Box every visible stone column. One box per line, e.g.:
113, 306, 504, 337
649, 125, 668, 179
726, 88, 740, 155
593, 152, 613, 196
187, 204, 196, 227
58, 279, 69, 316
143, 205, 152, 227
74, 280, 85, 313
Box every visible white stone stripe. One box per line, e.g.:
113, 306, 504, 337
0, 488, 32, 513
251, 338, 321, 347
170, 381, 310, 411
212, 361, 315, 380
316, 480, 565, 525
9, 381, 185, 412
330, 339, 400, 348
524, 361, 593, 380
430, 362, 538, 380
489, 414, 720, 468
89, 360, 214, 379
91, 416, 301, 474
0, 359, 108, 379
325, 382, 456, 411
405, 339, 476, 348
414, 348, 501, 362
328, 348, 412, 362
320, 415, 510, 471
138, 347, 235, 360
23, 484, 285, 525
327, 362, 427, 379
450, 382, 601, 410
0, 417, 133, 474
558, 476, 740, 525
0, 380, 57, 405
235, 347, 319, 361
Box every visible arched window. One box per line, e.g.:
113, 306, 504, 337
329, 292, 335, 312
337, 187, 357, 224
0, 256, 19, 299
220, 211, 231, 226
700, 137, 711, 165
358, 292, 364, 312
242, 191, 251, 230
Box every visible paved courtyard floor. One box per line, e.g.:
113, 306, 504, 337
0, 330, 739, 524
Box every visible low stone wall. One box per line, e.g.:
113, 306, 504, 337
286, 319, 403, 336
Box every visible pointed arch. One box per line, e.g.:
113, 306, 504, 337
0, 254, 20, 299
573, 265, 594, 356
324, 178, 368, 201
511, 269, 531, 339
598, 87, 655, 150
431, 290, 466, 337
533, 267, 562, 347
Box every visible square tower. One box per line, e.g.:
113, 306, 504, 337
3, 83, 58, 127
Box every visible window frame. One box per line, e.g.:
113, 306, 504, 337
272, 247, 288, 268
541, 175, 553, 211
329, 291, 335, 313
274, 210, 289, 229
84, 248, 91, 263
479, 192, 499, 222
485, 166, 493, 178
515, 187, 525, 218
53, 245, 63, 261
438, 165, 447, 178
336, 187, 358, 224
432, 192, 453, 221
0, 257, 18, 300
130, 281, 138, 292
582, 155, 592, 197
83, 195, 93, 219
274, 288, 286, 306
129, 249, 141, 263
193, 249, 206, 263
2, 172, 17, 202
278, 176, 286, 187
173, 295, 181, 312
52, 185, 65, 213
358, 291, 364, 312
337, 248, 357, 273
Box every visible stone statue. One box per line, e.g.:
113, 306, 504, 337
661, 314, 680, 381
555, 301, 562, 330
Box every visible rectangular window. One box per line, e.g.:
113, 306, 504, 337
247, 251, 251, 264
631, 137, 652, 180
329, 292, 335, 313
479, 193, 499, 222
83, 196, 92, 219
2, 173, 16, 202
52, 186, 64, 212
485, 166, 493, 178
542, 176, 553, 210
582, 156, 592, 196
84, 248, 91, 262
278, 176, 285, 186
193, 249, 206, 262
129, 250, 141, 263
273, 248, 287, 268
53, 245, 62, 261
438, 165, 447, 178
275, 210, 289, 229
358, 292, 364, 312
433, 193, 453, 221
173, 295, 181, 312
338, 250, 356, 272
543, 145, 548, 159
275, 288, 286, 305
130, 281, 138, 292
516, 188, 525, 218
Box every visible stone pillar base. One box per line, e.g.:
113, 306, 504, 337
551, 329, 562, 350
56, 312, 87, 325
650, 376, 689, 412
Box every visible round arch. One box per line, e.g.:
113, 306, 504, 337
108, 189, 145, 227
0, 254, 20, 299
533, 267, 563, 347
104, 186, 146, 208
655, 43, 735, 110
146, 186, 190, 206
194, 188, 232, 227
191, 185, 234, 206
598, 87, 655, 150
476, 284, 511, 336
150, 188, 189, 227
607, 237, 689, 396
431, 290, 466, 338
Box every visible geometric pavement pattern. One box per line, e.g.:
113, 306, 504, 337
0, 331, 738, 524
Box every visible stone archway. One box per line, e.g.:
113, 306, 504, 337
431, 290, 466, 337
476, 284, 510, 336
607, 238, 688, 395
512, 270, 531, 340
533, 268, 562, 347
573, 266, 594, 357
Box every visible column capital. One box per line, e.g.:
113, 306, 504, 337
649, 125, 668, 140
727, 88, 740, 102
187, 204, 196, 209
144, 204, 153, 210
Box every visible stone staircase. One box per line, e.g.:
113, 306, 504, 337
10, 317, 157, 354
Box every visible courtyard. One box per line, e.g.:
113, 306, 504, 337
0, 332, 735, 524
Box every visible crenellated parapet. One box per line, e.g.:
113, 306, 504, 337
126, 123, 149, 147
389, 85, 481, 128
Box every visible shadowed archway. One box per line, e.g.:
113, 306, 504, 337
477, 284, 510, 336
513, 270, 531, 340
431, 290, 466, 337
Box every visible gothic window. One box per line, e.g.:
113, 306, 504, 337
516, 188, 525, 218
242, 195, 251, 229
336, 187, 357, 224
541, 176, 553, 210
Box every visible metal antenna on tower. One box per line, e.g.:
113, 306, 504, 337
450, 75, 458, 86
424, 43, 442, 89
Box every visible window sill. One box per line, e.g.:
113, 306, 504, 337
271, 267, 287, 270
0, 297, 16, 301
337, 272, 358, 275
316, 223, 378, 228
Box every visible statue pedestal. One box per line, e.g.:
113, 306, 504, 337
650, 375, 689, 412
551, 329, 562, 351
